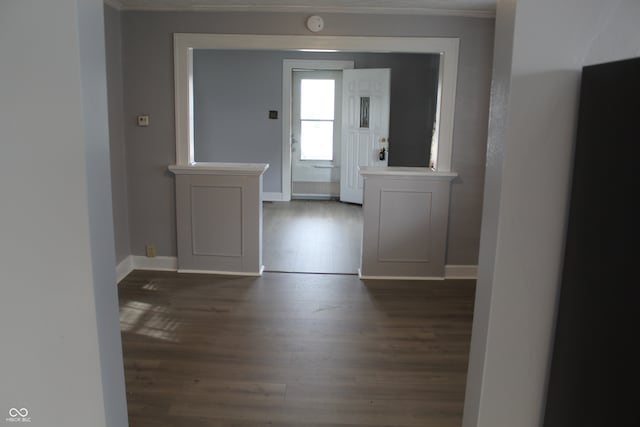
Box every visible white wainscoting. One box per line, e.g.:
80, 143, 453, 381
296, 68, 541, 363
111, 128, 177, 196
360, 167, 458, 279
169, 162, 268, 275
116, 164, 475, 283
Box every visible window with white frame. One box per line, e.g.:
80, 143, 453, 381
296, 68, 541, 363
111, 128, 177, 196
299, 79, 335, 161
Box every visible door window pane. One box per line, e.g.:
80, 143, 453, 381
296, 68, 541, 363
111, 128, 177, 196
300, 121, 333, 160
301, 79, 335, 120
300, 78, 335, 161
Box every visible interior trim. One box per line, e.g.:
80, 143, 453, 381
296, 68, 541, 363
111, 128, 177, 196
111, 2, 495, 18
263, 192, 285, 202
444, 264, 478, 279
283, 59, 354, 200
173, 33, 460, 182
117, 256, 477, 283
116, 255, 178, 284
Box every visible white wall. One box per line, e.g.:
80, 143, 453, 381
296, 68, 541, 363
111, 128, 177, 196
0, 1, 128, 426
584, 0, 640, 66
463, 0, 640, 426
104, 4, 132, 264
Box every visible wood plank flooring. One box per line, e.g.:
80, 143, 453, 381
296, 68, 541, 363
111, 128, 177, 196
263, 201, 362, 274
119, 271, 475, 427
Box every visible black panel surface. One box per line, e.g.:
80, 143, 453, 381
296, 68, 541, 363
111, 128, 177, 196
544, 58, 639, 427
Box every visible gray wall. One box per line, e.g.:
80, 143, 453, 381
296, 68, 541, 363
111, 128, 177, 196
104, 4, 131, 264
121, 11, 494, 264
463, 0, 640, 426
193, 49, 439, 190
0, 1, 128, 425
193, 50, 285, 191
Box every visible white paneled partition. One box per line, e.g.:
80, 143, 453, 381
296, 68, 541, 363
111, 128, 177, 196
169, 163, 268, 275
359, 167, 457, 279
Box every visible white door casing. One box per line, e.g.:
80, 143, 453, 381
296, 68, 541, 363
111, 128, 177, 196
340, 68, 391, 204
282, 60, 354, 201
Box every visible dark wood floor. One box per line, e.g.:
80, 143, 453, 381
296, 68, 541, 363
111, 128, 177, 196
119, 270, 475, 427
263, 200, 362, 274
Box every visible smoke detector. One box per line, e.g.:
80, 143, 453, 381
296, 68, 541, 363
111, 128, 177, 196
306, 15, 324, 32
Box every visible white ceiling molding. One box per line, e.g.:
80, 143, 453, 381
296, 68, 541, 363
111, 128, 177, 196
112, 0, 496, 18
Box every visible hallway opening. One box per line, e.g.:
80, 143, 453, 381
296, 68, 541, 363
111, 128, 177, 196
263, 200, 362, 274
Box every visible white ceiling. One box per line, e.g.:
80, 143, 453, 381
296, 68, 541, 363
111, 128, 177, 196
107, 0, 496, 18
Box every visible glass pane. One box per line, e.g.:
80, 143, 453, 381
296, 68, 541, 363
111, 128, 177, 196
360, 96, 370, 128
300, 120, 333, 160
301, 79, 335, 120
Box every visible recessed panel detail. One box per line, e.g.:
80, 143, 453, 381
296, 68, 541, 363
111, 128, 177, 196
191, 185, 242, 257
378, 190, 431, 262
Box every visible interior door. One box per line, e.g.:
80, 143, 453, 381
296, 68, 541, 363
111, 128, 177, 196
340, 68, 390, 204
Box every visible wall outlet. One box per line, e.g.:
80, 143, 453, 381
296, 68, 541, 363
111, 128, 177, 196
145, 244, 156, 258
137, 115, 150, 127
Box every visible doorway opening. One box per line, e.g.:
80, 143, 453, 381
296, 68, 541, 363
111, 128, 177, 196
264, 61, 393, 275
283, 60, 393, 205
262, 200, 362, 274
264, 62, 365, 275
186, 45, 447, 275
175, 34, 460, 188
291, 70, 343, 200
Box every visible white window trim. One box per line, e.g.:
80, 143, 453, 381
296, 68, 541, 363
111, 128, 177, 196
173, 33, 459, 200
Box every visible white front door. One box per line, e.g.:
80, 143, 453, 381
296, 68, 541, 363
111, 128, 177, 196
340, 68, 391, 204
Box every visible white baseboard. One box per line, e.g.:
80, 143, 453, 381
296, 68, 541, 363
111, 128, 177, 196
117, 256, 477, 283
131, 255, 178, 271
116, 256, 134, 284
178, 265, 264, 277
292, 193, 339, 200
444, 264, 478, 279
116, 256, 266, 283
357, 265, 478, 281
263, 192, 284, 202
358, 269, 445, 281
116, 255, 178, 284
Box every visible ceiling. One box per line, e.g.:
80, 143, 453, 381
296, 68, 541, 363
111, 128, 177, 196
107, 0, 497, 18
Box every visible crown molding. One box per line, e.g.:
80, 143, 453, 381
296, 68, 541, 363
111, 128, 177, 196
115, 3, 495, 18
